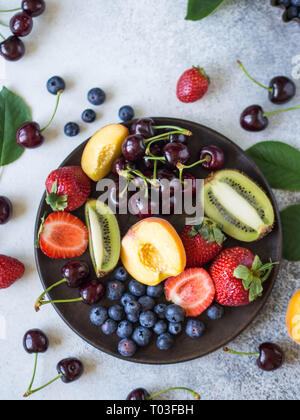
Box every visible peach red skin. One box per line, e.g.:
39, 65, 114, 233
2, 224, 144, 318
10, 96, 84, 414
0, 255, 25, 289
209, 247, 255, 307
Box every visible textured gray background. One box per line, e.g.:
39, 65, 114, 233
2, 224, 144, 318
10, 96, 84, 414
1, 0, 300, 400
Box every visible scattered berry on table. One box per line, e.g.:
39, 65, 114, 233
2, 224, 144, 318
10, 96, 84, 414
139, 311, 157, 328
0, 196, 13, 225
88, 88, 106, 106
138, 296, 155, 311
0, 36, 25, 62
147, 284, 164, 299
118, 338, 137, 357
22, 0, 46, 17
113, 266, 128, 282
107, 280, 126, 301
207, 304, 225, 321
117, 320, 134, 339
176, 66, 210, 103
57, 358, 84, 384
64, 122, 80, 137
82, 109, 96, 123
287, 5, 299, 19
154, 303, 167, 319
132, 326, 152, 347
90, 306, 108, 326
108, 304, 125, 321
186, 319, 206, 339
23, 329, 49, 354
129, 279, 146, 297
168, 322, 182, 336
0, 254, 25, 289
121, 292, 136, 307
119, 105, 135, 122
16, 122, 44, 148
47, 76, 66, 95
165, 304, 185, 323
10, 12, 33, 37
156, 333, 174, 350
153, 320, 168, 335
101, 319, 118, 335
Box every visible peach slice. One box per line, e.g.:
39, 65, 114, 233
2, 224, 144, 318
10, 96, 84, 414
81, 124, 129, 182
286, 290, 300, 345
121, 218, 186, 286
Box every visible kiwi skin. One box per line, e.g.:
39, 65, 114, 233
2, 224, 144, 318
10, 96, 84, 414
204, 169, 275, 242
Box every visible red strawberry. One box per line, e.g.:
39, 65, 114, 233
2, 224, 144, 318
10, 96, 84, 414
210, 247, 276, 307
38, 212, 89, 259
46, 166, 91, 212
0, 255, 25, 289
177, 66, 210, 103
181, 218, 226, 267
165, 268, 215, 317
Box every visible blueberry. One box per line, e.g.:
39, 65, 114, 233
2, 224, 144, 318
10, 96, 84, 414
138, 296, 155, 311
82, 109, 96, 123
127, 312, 140, 323
121, 293, 136, 307
64, 122, 80, 137
47, 76, 65, 95
287, 5, 298, 18
119, 105, 135, 122
88, 88, 106, 106
139, 311, 157, 328
101, 319, 117, 335
107, 280, 126, 301
207, 304, 224, 321
277, 0, 290, 5
147, 284, 164, 299
118, 338, 137, 357
132, 326, 152, 347
153, 320, 168, 335
168, 322, 182, 336
90, 306, 108, 326
154, 303, 167, 320
108, 304, 125, 321
156, 333, 174, 351
165, 305, 185, 323
291, 0, 299, 6
124, 300, 142, 316
117, 320, 133, 339
114, 266, 128, 282
129, 279, 146, 297
186, 319, 206, 339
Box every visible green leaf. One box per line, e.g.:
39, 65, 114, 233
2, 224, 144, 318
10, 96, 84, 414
246, 141, 300, 191
281, 204, 300, 261
186, 0, 229, 21
0, 87, 31, 166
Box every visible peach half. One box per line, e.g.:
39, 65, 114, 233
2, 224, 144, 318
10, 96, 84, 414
121, 218, 186, 286
81, 124, 129, 182
286, 290, 300, 345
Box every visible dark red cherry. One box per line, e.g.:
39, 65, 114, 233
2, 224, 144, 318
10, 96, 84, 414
122, 135, 146, 162
22, 0, 46, 17
111, 157, 133, 176
199, 145, 225, 171
16, 122, 44, 148
257, 343, 284, 372
0, 196, 13, 225
240, 105, 268, 132
269, 77, 296, 105
80, 280, 105, 305
10, 12, 33, 37
126, 388, 150, 400
61, 261, 90, 288
129, 195, 159, 219
23, 329, 49, 354
182, 172, 197, 196
57, 358, 84, 383
0, 36, 25, 61
143, 143, 162, 169
163, 142, 191, 168
169, 133, 189, 144
130, 118, 155, 138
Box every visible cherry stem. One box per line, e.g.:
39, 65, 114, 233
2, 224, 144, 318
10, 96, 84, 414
177, 157, 210, 182
223, 347, 259, 357
0, 32, 5, 40
263, 105, 300, 117
0, 8, 22, 13
40, 90, 63, 133
24, 374, 63, 398
153, 160, 158, 180
237, 60, 272, 93
0, 22, 8, 27
24, 353, 39, 397
147, 387, 200, 401
152, 125, 190, 132
35, 278, 67, 312
144, 129, 192, 145
37, 297, 83, 309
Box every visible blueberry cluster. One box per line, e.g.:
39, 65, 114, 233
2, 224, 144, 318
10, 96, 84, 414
89, 266, 223, 358
277, 0, 300, 20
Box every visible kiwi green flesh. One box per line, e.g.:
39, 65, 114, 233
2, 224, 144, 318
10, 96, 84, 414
85, 199, 121, 277
204, 170, 275, 243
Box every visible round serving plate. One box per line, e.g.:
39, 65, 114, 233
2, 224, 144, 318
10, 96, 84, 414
34, 117, 282, 365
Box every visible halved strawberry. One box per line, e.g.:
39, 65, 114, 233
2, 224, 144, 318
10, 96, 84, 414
38, 212, 89, 259
165, 268, 215, 317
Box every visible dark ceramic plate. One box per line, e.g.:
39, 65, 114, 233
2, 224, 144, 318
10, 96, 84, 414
34, 118, 282, 365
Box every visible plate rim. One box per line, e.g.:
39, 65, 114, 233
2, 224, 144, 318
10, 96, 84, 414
34, 117, 283, 365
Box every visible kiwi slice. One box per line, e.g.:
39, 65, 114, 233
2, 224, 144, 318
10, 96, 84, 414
85, 199, 121, 278
204, 170, 274, 242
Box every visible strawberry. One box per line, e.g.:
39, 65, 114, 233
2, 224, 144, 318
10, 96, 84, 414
46, 166, 91, 212
38, 212, 89, 259
210, 247, 277, 307
165, 268, 215, 317
176, 66, 210, 103
181, 218, 226, 267
0, 255, 25, 289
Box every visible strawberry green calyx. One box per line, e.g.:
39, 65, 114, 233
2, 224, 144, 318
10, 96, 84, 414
189, 217, 226, 246
193, 66, 210, 84
234, 256, 279, 302
46, 180, 68, 211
